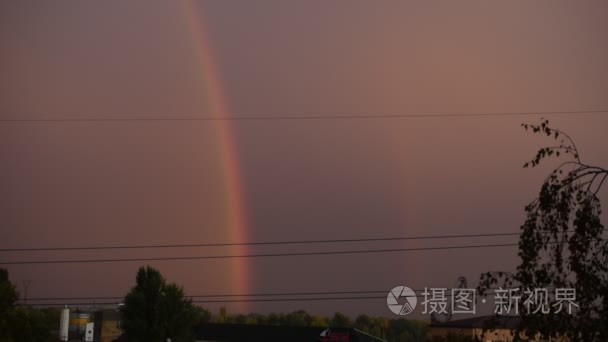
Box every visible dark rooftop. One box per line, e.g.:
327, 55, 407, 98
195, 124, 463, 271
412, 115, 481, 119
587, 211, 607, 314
195, 324, 386, 342
431, 315, 521, 330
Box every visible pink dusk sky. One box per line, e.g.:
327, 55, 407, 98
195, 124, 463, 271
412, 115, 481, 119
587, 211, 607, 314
1, 1, 607, 318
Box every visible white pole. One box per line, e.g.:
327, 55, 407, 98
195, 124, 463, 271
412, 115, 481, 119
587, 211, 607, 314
59, 306, 69, 341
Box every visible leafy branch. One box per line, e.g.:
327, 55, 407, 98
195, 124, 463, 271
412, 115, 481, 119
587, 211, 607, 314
478, 119, 607, 341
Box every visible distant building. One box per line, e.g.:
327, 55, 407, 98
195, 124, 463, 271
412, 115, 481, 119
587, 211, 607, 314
92, 310, 122, 342
68, 309, 91, 340
427, 315, 569, 342
84, 311, 387, 342
195, 324, 386, 342
428, 315, 520, 341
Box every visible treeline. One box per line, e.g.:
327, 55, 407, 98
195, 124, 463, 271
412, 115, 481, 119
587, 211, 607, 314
0, 269, 61, 342
1, 266, 472, 342
195, 307, 428, 341
121, 266, 435, 341
195, 307, 475, 342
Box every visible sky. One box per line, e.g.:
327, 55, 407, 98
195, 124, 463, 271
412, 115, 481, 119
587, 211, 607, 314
1, 1, 607, 319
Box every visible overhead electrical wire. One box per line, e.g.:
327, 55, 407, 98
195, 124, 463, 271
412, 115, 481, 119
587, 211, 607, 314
2, 229, 603, 253
0, 231, 524, 252
26, 288, 511, 302
0, 109, 606, 123
24, 288, 515, 306
0, 242, 519, 265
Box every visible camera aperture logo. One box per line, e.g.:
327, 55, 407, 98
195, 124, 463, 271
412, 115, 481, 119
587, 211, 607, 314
387, 286, 417, 315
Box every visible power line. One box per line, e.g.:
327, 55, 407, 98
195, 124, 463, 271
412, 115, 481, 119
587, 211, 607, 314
24, 285, 573, 306
25, 292, 501, 305
24, 289, 514, 306
0, 109, 606, 123
25, 285, 574, 306
23, 296, 390, 306
25, 282, 579, 307
27, 288, 502, 302
24, 282, 576, 302
5, 228, 604, 253
28, 290, 394, 301
0, 242, 518, 265
0, 231, 523, 252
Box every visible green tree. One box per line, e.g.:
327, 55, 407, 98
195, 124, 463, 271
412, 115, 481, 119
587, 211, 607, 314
245, 313, 267, 325
310, 314, 329, 327
478, 120, 608, 341
266, 312, 280, 325
0, 268, 59, 342
121, 266, 198, 342
192, 306, 212, 325
369, 316, 389, 339
0, 268, 19, 340
6, 307, 60, 342
283, 310, 312, 326
354, 314, 372, 332
214, 306, 229, 324
329, 312, 352, 327
386, 319, 427, 342
0, 269, 19, 314
233, 314, 247, 324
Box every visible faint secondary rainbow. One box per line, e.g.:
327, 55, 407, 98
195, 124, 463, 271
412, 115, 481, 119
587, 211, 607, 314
179, 1, 250, 310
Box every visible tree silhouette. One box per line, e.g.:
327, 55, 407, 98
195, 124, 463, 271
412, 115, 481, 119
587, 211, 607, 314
478, 119, 607, 341
0, 268, 19, 341
121, 266, 197, 342
0, 268, 59, 342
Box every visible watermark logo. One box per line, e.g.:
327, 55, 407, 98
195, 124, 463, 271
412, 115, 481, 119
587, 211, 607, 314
387, 286, 417, 315
387, 286, 578, 316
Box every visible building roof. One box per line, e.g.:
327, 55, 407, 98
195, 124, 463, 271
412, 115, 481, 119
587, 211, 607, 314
431, 315, 521, 330
195, 324, 386, 342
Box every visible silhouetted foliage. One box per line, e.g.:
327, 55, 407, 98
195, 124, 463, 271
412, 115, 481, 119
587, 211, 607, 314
330, 311, 352, 327
4, 307, 61, 342
192, 306, 212, 325
0, 269, 18, 312
0, 268, 60, 342
121, 266, 198, 342
203, 307, 427, 341
478, 120, 608, 341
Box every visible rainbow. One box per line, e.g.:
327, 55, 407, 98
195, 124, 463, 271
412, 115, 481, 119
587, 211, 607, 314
179, 1, 250, 311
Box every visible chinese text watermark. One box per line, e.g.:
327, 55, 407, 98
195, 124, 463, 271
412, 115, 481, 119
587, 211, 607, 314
387, 286, 578, 316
